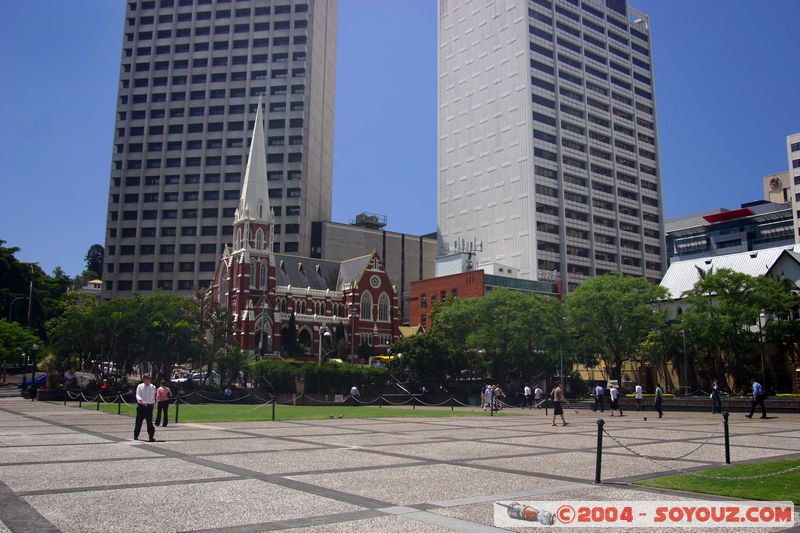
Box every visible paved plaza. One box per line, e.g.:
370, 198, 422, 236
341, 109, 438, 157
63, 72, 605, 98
0, 398, 798, 532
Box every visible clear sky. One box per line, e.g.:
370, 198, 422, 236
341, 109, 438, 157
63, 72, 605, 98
1, 0, 798, 276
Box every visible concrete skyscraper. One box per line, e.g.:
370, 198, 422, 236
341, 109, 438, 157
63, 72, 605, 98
787, 133, 800, 244
438, 0, 665, 293
103, 0, 336, 298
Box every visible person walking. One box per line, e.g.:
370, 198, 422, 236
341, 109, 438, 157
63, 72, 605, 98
483, 384, 493, 411
745, 379, 767, 419
493, 385, 506, 410
609, 385, 623, 417
594, 384, 605, 412
550, 381, 570, 426
654, 383, 663, 419
350, 384, 361, 406
154, 380, 172, 427
523, 384, 532, 409
134, 375, 157, 442
710, 379, 722, 414
534, 385, 544, 408
634, 384, 643, 411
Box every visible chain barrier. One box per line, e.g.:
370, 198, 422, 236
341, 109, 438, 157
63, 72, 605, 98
602, 425, 800, 481
602, 420, 723, 462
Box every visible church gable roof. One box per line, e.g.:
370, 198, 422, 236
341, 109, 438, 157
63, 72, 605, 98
274, 254, 341, 291
336, 253, 373, 290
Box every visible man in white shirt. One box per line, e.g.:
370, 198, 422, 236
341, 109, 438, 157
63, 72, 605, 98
634, 384, 643, 411
534, 385, 543, 408
609, 385, 623, 417
594, 384, 605, 412
523, 384, 532, 409
483, 385, 493, 411
134, 375, 157, 442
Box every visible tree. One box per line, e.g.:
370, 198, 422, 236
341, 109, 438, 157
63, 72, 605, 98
431, 289, 563, 383
680, 269, 796, 390
283, 313, 297, 356
565, 273, 668, 383
194, 291, 234, 385
0, 319, 41, 367
84, 244, 104, 277
216, 347, 249, 388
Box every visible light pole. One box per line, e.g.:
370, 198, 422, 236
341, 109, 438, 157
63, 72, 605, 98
758, 311, 768, 386
318, 325, 332, 365
7, 296, 27, 322
682, 328, 689, 396
30, 343, 38, 396
349, 303, 358, 364
259, 302, 269, 359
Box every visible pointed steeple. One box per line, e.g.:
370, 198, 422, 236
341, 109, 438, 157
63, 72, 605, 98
235, 98, 273, 225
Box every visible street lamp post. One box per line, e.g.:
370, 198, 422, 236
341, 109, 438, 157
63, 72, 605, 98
758, 311, 768, 387
318, 325, 332, 365
7, 296, 27, 322
259, 302, 269, 359
682, 328, 689, 396
349, 303, 358, 364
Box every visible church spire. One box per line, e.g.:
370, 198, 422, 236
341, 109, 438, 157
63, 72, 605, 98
235, 98, 273, 224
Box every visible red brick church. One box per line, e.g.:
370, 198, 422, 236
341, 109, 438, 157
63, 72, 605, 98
208, 103, 400, 360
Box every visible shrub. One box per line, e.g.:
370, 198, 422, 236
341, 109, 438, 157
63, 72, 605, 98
250, 359, 388, 394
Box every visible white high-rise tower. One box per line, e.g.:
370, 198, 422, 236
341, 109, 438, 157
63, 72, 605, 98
438, 0, 665, 293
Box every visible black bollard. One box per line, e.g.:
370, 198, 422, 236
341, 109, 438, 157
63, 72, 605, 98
451, 396, 454, 412
272, 395, 276, 421
79, 397, 82, 409
97, 396, 101, 411
595, 418, 605, 484
64, 395, 67, 406
723, 411, 730, 464
117, 396, 122, 415
174, 399, 180, 424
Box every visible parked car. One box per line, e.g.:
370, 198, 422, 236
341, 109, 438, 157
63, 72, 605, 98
189, 371, 221, 386
17, 373, 47, 389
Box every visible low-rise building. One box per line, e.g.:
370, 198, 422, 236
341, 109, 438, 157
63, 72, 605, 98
665, 201, 793, 265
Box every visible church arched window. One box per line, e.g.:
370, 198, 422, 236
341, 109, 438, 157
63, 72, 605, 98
378, 292, 390, 322
255, 228, 265, 250
260, 262, 267, 289
360, 292, 373, 321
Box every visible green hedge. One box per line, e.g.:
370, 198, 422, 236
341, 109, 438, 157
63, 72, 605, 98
250, 359, 389, 394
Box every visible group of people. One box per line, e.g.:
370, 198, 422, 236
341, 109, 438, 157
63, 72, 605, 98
132, 376, 172, 442
521, 384, 545, 408
481, 384, 507, 411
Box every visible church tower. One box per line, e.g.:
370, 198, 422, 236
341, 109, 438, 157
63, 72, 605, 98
212, 100, 276, 354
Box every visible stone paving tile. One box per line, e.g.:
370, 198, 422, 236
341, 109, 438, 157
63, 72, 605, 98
0, 426, 78, 436
25, 479, 363, 533
209, 447, 418, 475
0, 520, 9, 533
385, 440, 537, 462
290, 464, 564, 506
274, 515, 456, 532
156, 437, 318, 456
0, 440, 161, 463
287, 432, 440, 448
3, 456, 236, 493
0, 432, 110, 447
238, 425, 376, 437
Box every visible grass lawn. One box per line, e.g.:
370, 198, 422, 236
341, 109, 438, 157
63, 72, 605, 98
83, 402, 522, 422
636, 458, 800, 504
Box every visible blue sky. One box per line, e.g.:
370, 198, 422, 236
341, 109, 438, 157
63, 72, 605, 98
1, 0, 798, 276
